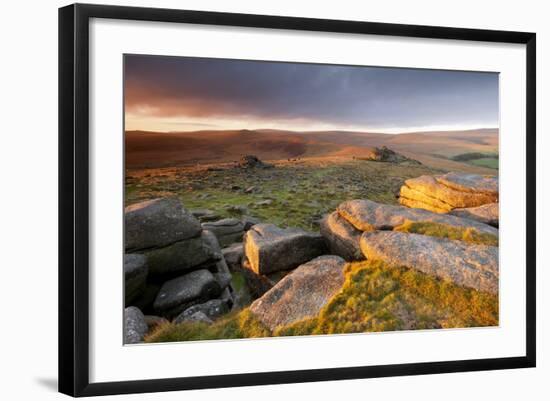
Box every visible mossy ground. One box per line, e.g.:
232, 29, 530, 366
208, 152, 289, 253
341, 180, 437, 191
126, 158, 438, 230
145, 260, 498, 343
394, 221, 499, 246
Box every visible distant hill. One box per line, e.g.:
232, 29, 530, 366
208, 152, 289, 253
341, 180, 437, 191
125, 128, 498, 172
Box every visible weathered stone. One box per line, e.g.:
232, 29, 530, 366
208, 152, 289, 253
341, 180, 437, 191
125, 198, 201, 251
153, 270, 222, 318
225, 204, 248, 215
201, 218, 245, 247
211, 258, 232, 289
180, 311, 213, 324
173, 299, 230, 323
357, 146, 421, 164
190, 208, 215, 218
141, 230, 221, 277
449, 203, 499, 227
222, 243, 243, 270
241, 216, 261, 231
437, 172, 498, 195
255, 199, 273, 207
238, 154, 272, 169
219, 287, 235, 309
244, 224, 327, 274
360, 231, 498, 294
399, 173, 498, 212
337, 199, 498, 237
320, 212, 364, 261
236, 258, 275, 299
124, 306, 148, 344
190, 208, 220, 222
250, 256, 347, 330
124, 254, 148, 305
399, 185, 453, 213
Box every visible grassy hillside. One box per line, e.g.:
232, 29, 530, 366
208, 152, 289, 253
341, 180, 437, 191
125, 128, 499, 173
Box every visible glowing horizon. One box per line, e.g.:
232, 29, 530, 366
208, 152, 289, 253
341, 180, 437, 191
125, 55, 499, 135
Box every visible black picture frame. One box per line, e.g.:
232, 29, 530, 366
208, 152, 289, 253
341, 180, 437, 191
58, 3, 536, 397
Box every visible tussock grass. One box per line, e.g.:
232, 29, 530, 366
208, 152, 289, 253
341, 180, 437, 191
146, 260, 498, 342
394, 221, 498, 246
144, 309, 270, 343
276, 260, 498, 336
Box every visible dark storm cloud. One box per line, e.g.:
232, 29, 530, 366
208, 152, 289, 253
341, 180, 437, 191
125, 54, 499, 129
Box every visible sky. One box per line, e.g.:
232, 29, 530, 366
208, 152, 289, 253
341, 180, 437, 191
124, 54, 499, 134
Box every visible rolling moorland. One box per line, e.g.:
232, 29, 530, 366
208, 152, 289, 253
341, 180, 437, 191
123, 128, 499, 343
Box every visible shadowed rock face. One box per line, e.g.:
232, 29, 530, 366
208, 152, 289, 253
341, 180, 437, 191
249, 255, 347, 330
141, 230, 222, 277
320, 212, 364, 261
222, 243, 244, 270
337, 199, 498, 237
399, 173, 498, 213
153, 270, 222, 318
125, 198, 202, 251
201, 218, 245, 247
360, 231, 498, 294
449, 203, 499, 227
173, 299, 231, 323
124, 306, 148, 344
244, 224, 327, 274
124, 254, 148, 305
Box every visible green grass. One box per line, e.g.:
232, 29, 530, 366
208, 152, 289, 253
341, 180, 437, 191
125, 160, 438, 230
145, 260, 499, 343
394, 221, 499, 246
145, 309, 271, 343
275, 260, 499, 336
469, 158, 499, 169
449, 152, 498, 170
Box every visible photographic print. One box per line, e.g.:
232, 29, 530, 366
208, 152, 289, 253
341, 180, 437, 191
123, 54, 499, 345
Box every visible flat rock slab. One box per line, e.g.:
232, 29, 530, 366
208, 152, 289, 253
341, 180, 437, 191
337, 199, 498, 237
449, 203, 499, 227
244, 224, 327, 274
124, 306, 148, 344
125, 198, 202, 251
436, 172, 498, 195
154, 269, 222, 318
202, 218, 245, 247
250, 255, 347, 330
142, 230, 221, 277
360, 231, 498, 294
399, 174, 498, 211
320, 212, 364, 261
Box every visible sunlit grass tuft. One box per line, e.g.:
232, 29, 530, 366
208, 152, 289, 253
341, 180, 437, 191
144, 309, 271, 343
394, 221, 498, 246
275, 260, 498, 336
146, 260, 498, 342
